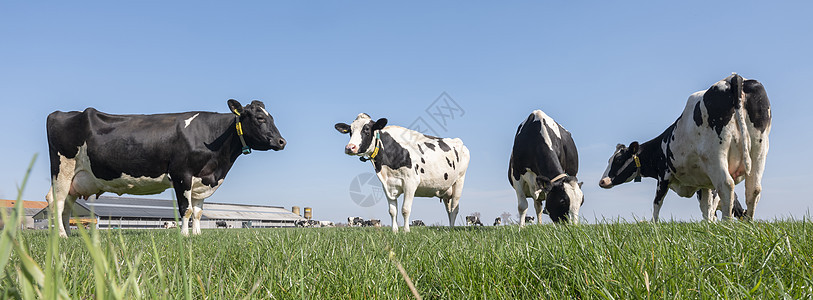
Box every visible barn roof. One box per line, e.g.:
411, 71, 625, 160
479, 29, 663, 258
32, 196, 305, 222
1, 199, 49, 217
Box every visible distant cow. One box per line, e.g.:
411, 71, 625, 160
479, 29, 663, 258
336, 113, 471, 232
319, 221, 336, 227
347, 216, 364, 227
45, 99, 286, 237
362, 219, 382, 227
410, 220, 425, 227
493, 217, 501, 226
525, 216, 534, 224
509, 110, 584, 225
215, 221, 228, 228
296, 220, 319, 228
600, 74, 771, 221
465, 215, 483, 226
163, 221, 177, 229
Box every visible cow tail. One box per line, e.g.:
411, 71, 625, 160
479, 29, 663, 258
731, 73, 751, 176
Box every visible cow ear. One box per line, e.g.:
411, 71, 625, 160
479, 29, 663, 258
228, 99, 244, 115
629, 141, 640, 153
335, 123, 351, 134
372, 118, 388, 131
616, 144, 625, 151
537, 176, 553, 192
578, 181, 584, 188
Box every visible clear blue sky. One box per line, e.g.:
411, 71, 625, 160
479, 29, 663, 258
2, 1, 811, 224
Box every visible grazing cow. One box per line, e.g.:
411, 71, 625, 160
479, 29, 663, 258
465, 215, 483, 226
347, 216, 364, 227
336, 113, 471, 232
524, 216, 534, 224
410, 220, 425, 227
362, 219, 382, 227
215, 221, 228, 228
509, 110, 584, 225
493, 217, 502, 226
319, 221, 336, 227
45, 99, 286, 237
599, 74, 771, 221
163, 221, 178, 229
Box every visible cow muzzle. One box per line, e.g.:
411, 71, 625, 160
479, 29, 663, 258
273, 138, 286, 150
345, 144, 358, 155
599, 177, 613, 189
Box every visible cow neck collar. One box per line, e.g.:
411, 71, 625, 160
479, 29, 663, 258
360, 131, 381, 162
632, 153, 642, 182
550, 173, 569, 183
232, 109, 251, 155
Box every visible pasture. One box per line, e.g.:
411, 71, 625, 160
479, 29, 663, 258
3, 218, 812, 299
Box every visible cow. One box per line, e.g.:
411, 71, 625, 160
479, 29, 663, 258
163, 221, 178, 229
599, 73, 771, 221
215, 221, 228, 228
465, 215, 483, 226
45, 99, 286, 237
319, 221, 336, 227
347, 216, 364, 227
509, 110, 584, 226
493, 217, 502, 226
335, 113, 471, 232
362, 219, 382, 227
410, 219, 425, 227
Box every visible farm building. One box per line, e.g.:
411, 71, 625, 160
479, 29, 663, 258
0, 199, 49, 230
32, 196, 306, 229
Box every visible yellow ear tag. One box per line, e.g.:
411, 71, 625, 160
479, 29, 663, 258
633, 155, 641, 168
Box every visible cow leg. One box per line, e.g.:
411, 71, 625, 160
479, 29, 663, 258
60, 196, 77, 236
533, 199, 544, 225
514, 182, 529, 227
46, 175, 74, 238
191, 197, 204, 235
744, 140, 768, 220
401, 185, 417, 233
447, 175, 465, 228
710, 162, 737, 220
387, 196, 398, 233
171, 178, 192, 236
652, 180, 669, 222
697, 188, 715, 222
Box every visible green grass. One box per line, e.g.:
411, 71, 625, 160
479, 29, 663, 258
2, 221, 812, 299
3, 156, 813, 299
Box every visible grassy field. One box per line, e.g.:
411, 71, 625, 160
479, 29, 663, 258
2, 219, 812, 299
2, 159, 812, 299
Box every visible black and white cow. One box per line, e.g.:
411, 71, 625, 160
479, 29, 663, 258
335, 113, 470, 232
465, 215, 483, 226
347, 216, 364, 227
493, 217, 502, 226
599, 73, 771, 221
362, 219, 382, 227
509, 110, 584, 225
410, 219, 426, 227
45, 99, 285, 237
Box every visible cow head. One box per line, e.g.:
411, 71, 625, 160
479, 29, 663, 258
334, 113, 388, 156
599, 142, 640, 189
228, 99, 286, 151
538, 175, 584, 224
